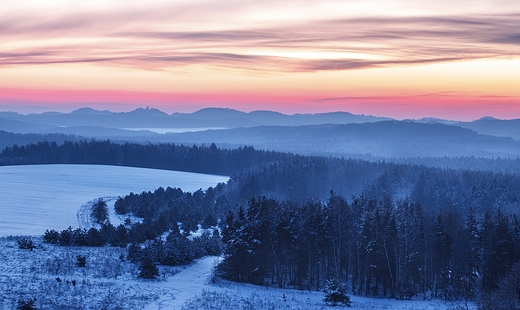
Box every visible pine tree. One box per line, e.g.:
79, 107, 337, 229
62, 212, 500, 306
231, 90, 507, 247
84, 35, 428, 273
138, 257, 159, 279
91, 199, 109, 225
459, 207, 481, 299
433, 215, 453, 299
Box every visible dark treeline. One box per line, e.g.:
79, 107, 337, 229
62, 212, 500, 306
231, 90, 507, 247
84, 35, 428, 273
0, 130, 81, 151
5, 138, 519, 305
231, 157, 520, 214
4, 139, 520, 218
4, 130, 520, 175
392, 156, 520, 174
218, 195, 520, 305
4, 140, 520, 214
43, 224, 222, 268
0, 140, 292, 175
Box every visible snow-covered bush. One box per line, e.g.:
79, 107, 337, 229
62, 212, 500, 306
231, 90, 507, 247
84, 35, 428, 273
18, 238, 35, 250
76, 255, 87, 267
17, 298, 37, 310
323, 278, 352, 307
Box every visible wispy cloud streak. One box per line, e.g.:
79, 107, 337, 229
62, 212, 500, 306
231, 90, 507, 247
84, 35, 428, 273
1, 6, 519, 73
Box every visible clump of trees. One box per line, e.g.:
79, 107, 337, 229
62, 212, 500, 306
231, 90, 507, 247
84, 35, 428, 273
44, 226, 119, 247
218, 195, 520, 301
126, 228, 222, 267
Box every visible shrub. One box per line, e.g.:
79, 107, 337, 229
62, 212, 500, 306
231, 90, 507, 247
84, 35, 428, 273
17, 298, 37, 310
76, 255, 87, 267
323, 278, 351, 307
17, 238, 35, 250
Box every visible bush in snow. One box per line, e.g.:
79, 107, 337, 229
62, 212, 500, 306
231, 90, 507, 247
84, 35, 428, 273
323, 278, 351, 307
76, 255, 87, 267
17, 238, 35, 250
17, 298, 37, 310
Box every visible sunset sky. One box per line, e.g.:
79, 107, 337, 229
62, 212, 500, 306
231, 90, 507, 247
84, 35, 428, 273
1, 0, 519, 120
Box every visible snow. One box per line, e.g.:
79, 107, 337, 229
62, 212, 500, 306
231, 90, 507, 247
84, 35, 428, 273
0, 164, 228, 237
0, 164, 477, 309
144, 256, 219, 309
0, 237, 475, 310
159, 256, 474, 310
0, 237, 177, 309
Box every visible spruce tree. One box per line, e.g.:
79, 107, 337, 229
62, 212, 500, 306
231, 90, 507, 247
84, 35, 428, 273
138, 257, 159, 279
91, 199, 109, 225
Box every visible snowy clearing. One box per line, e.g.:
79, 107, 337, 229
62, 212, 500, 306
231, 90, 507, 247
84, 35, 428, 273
0, 164, 228, 236
0, 237, 475, 310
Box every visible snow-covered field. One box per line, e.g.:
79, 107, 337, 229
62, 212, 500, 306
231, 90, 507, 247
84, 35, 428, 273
0, 164, 228, 237
0, 164, 476, 309
0, 237, 473, 310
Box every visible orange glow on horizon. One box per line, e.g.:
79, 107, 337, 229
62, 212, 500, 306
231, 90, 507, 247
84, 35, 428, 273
0, 0, 519, 120
1, 86, 518, 121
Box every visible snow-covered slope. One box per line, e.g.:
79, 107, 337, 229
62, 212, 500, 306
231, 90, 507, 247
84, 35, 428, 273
0, 164, 228, 236
0, 238, 474, 310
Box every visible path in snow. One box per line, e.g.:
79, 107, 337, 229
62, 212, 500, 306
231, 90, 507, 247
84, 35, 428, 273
142, 255, 474, 310
144, 256, 221, 310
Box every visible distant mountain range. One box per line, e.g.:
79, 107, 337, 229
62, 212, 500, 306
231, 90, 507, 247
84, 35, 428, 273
0, 107, 390, 131
414, 116, 520, 140
1, 107, 520, 159
158, 121, 520, 158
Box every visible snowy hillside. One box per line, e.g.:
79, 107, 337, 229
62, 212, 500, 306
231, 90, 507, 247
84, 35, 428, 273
0, 164, 228, 236
0, 237, 474, 310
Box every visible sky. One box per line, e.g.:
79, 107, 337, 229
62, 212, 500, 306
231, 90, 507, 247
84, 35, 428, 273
0, 0, 519, 120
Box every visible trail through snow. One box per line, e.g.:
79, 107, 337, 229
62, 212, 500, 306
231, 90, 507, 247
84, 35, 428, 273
144, 256, 220, 310
143, 255, 474, 310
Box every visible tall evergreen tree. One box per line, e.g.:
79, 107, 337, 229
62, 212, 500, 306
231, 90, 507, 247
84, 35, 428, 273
91, 199, 109, 225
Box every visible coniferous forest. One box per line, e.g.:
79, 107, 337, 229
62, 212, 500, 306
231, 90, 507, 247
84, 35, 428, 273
2, 139, 520, 308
